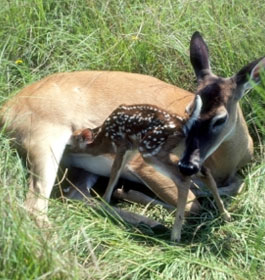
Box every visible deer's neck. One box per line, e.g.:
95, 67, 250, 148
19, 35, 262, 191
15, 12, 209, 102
205, 104, 253, 184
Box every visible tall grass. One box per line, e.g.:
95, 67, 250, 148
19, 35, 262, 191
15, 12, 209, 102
0, 0, 264, 279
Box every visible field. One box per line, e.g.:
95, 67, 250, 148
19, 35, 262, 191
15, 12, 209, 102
0, 0, 265, 279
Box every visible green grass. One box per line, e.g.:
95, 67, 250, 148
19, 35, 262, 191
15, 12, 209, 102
0, 0, 265, 279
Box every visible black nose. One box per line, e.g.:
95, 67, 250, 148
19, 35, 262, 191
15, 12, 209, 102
178, 161, 199, 176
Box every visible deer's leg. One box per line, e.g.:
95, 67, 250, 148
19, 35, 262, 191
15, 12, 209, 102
23, 126, 72, 226
63, 169, 99, 200
126, 154, 201, 214
102, 146, 131, 203
216, 175, 244, 196
199, 167, 231, 221
62, 169, 168, 231
191, 174, 244, 198
113, 188, 175, 210
142, 154, 191, 242
171, 179, 190, 242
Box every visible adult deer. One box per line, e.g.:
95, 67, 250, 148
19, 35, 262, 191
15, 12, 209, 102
0, 32, 263, 226
69, 101, 230, 241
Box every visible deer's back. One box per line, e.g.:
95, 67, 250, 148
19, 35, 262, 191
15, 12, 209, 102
1, 71, 193, 141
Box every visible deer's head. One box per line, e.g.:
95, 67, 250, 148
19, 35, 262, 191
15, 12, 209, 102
178, 32, 265, 176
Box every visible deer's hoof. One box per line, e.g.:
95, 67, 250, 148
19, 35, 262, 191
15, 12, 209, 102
170, 230, 181, 243
102, 194, 111, 204
222, 211, 231, 222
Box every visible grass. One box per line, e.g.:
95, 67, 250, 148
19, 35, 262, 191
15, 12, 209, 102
0, 0, 265, 279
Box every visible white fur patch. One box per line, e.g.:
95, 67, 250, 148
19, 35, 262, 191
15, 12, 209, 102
183, 95, 202, 134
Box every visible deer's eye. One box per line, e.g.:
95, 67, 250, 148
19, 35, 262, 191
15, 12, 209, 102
211, 114, 228, 130
213, 117, 226, 127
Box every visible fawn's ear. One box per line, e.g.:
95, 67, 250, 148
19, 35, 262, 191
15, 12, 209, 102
81, 129, 94, 143
190, 31, 211, 81
233, 57, 265, 99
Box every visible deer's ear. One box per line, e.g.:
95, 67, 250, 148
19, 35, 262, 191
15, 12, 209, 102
183, 95, 202, 135
190, 32, 211, 81
81, 128, 94, 143
234, 57, 265, 99
185, 100, 194, 114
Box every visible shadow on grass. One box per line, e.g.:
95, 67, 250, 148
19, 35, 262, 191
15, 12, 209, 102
68, 194, 235, 250
51, 168, 237, 251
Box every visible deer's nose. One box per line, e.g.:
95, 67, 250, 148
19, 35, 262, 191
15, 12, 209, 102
178, 161, 199, 176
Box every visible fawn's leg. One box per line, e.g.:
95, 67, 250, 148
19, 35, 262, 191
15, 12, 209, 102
102, 145, 131, 203
143, 153, 190, 242
199, 167, 231, 221
171, 178, 190, 242
127, 154, 201, 214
